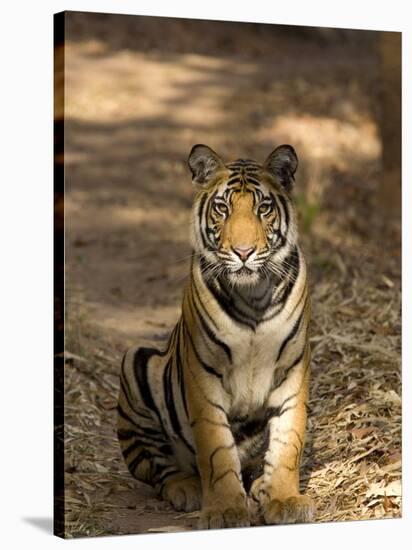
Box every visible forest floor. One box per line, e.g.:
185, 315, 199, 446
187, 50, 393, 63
62, 13, 401, 538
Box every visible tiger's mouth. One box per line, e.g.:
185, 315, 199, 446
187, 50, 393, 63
200, 250, 265, 287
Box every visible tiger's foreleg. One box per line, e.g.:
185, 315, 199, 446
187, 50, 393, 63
184, 341, 249, 529
251, 347, 315, 524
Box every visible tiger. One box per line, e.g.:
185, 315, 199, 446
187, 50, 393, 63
117, 143, 315, 529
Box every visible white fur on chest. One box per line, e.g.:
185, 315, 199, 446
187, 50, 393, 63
222, 317, 288, 416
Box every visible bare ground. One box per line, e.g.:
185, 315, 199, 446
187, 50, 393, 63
62, 13, 401, 538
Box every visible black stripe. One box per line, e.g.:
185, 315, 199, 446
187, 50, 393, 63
265, 406, 282, 420
176, 345, 189, 417
154, 467, 180, 487
211, 468, 240, 488
134, 348, 160, 414
191, 287, 232, 362
118, 429, 138, 441
202, 363, 224, 379
168, 323, 180, 354
201, 267, 258, 329
186, 323, 223, 380
278, 276, 301, 315
209, 443, 236, 485
287, 283, 307, 320
163, 358, 181, 435
128, 449, 152, 475
272, 246, 301, 310
181, 320, 227, 415
159, 444, 173, 455
133, 348, 168, 436
119, 352, 143, 417
202, 190, 217, 248
283, 245, 300, 273
120, 352, 126, 373
117, 403, 139, 426
257, 188, 266, 203
200, 256, 281, 328
276, 309, 304, 362
120, 422, 165, 444
233, 415, 268, 445
192, 278, 218, 330
290, 428, 304, 448
175, 321, 182, 388
120, 375, 143, 420
278, 392, 299, 414
197, 193, 209, 249
124, 439, 147, 459
277, 194, 290, 229
244, 176, 261, 186
227, 163, 244, 170
163, 357, 195, 454
157, 471, 188, 497
118, 423, 166, 459
139, 425, 166, 438
226, 176, 242, 186
272, 349, 306, 391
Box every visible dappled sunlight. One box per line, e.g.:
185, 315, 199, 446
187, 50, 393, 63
66, 42, 251, 126
268, 114, 381, 166
66, 191, 191, 246
110, 204, 189, 230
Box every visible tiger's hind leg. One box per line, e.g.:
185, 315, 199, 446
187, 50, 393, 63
118, 424, 201, 511
160, 472, 202, 512
117, 346, 202, 512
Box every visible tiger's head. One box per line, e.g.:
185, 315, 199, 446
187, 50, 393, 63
188, 144, 299, 287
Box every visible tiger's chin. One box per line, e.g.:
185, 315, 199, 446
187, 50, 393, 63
227, 267, 261, 287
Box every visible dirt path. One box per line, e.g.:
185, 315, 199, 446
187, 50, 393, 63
62, 14, 401, 537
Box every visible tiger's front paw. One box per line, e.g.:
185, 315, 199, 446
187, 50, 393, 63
263, 494, 315, 524
162, 475, 202, 512
198, 500, 250, 529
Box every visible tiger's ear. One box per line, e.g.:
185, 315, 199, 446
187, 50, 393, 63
264, 145, 298, 191
188, 144, 225, 186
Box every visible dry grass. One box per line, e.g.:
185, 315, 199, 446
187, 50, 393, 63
304, 274, 401, 522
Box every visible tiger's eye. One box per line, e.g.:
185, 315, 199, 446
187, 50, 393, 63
258, 203, 272, 216
214, 201, 228, 216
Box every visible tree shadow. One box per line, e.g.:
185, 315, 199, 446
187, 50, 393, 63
64, 11, 378, 60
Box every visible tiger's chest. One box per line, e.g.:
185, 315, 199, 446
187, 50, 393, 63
220, 320, 287, 417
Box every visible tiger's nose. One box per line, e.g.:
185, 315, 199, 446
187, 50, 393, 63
232, 246, 256, 261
